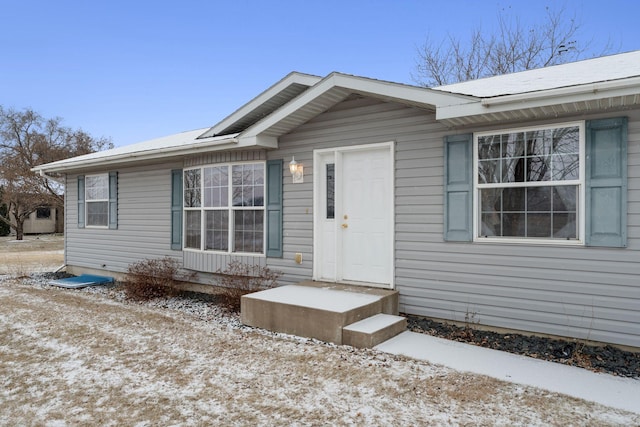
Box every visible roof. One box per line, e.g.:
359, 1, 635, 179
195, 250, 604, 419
433, 50, 640, 98
34, 51, 640, 174
34, 128, 238, 173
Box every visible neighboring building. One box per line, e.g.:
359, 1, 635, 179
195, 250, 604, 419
10, 206, 59, 234
34, 51, 640, 348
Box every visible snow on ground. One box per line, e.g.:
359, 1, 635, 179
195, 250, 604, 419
1, 276, 638, 426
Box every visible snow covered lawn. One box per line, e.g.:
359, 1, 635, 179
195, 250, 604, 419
1, 279, 638, 426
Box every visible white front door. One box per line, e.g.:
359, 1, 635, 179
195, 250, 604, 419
314, 143, 394, 288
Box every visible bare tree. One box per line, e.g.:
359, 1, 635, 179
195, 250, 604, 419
0, 107, 112, 239
413, 6, 611, 87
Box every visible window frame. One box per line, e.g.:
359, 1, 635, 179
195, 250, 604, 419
183, 161, 266, 256
36, 207, 51, 220
85, 173, 110, 228
473, 121, 586, 245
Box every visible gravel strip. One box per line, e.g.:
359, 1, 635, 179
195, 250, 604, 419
406, 316, 640, 378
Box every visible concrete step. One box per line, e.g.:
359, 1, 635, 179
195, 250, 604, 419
241, 281, 399, 345
342, 313, 407, 349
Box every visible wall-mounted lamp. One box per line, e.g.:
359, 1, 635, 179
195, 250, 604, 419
289, 156, 304, 183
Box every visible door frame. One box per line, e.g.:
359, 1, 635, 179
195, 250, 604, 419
312, 141, 395, 289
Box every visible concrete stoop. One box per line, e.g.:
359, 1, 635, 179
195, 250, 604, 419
342, 313, 407, 348
240, 281, 406, 348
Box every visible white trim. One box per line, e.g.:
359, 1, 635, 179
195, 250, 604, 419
472, 121, 586, 245
33, 133, 239, 174
313, 141, 395, 289
437, 80, 640, 122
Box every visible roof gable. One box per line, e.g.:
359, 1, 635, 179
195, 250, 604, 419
238, 72, 472, 142
197, 72, 321, 138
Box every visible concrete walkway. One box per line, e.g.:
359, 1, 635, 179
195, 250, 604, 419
375, 331, 640, 414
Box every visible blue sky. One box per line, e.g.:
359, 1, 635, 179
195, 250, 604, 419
2, 0, 639, 148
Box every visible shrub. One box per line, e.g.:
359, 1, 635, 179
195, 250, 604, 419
122, 257, 194, 301
215, 261, 282, 312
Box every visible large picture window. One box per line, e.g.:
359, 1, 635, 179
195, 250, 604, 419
85, 174, 109, 227
475, 123, 584, 242
183, 162, 265, 254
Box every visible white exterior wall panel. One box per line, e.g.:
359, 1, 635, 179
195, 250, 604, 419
269, 96, 640, 347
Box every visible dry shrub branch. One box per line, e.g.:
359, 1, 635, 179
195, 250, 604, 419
123, 257, 195, 301
215, 261, 282, 311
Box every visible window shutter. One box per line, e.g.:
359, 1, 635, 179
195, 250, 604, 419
266, 159, 283, 257
77, 175, 85, 228
171, 169, 183, 250
585, 117, 628, 247
108, 172, 118, 229
444, 134, 473, 241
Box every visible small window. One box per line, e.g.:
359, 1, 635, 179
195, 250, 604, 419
475, 123, 583, 242
36, 208, 51, 219
86, 174, 109, 227
326, 164, 335, 219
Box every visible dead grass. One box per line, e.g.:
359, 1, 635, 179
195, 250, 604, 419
0, 234, 63, 253
0, 234, 64, 275
1, 280, 637, 426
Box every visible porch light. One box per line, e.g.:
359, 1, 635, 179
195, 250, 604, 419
289, 156, 303, 183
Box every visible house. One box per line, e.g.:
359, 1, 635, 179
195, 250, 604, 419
34, 51, 640, 348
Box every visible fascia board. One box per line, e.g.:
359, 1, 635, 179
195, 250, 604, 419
33, 137, 239, 174
437, 79, 640, 121
198, 72, 322, 139
236, 135, 278, 149
480, 77, 640, 107
240, 72, 474, 139
332, 73, 475, 107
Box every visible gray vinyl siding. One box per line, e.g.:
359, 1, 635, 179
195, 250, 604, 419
268, 96, 640, 347
65, 162, 183, 272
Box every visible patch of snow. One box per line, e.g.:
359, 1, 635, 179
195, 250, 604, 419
244, 285, 380, 312
433, 50, 640, 97
343, 313, 403, 332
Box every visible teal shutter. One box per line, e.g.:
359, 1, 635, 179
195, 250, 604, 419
171, 169, 183, 250
266, 159, 283, 257
108, 172, 118, 229
77, 175, 85, 228
585, 117, 628, 247
444, 134, 473, 241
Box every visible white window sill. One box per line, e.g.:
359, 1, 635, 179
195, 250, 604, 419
474, 237, 584, 246
182, 248, 266, 257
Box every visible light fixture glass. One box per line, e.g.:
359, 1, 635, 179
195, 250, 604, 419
289, 157, 298, 175
289, 156, 303, 183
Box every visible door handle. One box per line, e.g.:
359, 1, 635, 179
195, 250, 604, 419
341, 223, 348, 229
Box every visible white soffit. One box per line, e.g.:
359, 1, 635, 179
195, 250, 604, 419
198, 72, 322, 138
